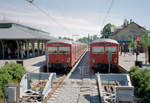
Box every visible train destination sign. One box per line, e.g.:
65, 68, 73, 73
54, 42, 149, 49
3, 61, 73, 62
98, 43, 112, 46
52, 44, 65, 46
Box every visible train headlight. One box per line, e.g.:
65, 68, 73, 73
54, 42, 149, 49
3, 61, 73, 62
67, 58, 70, 63
114, 58, 117, 63
92, 58, 95, 63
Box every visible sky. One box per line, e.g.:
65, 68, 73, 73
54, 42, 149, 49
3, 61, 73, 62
0, 0, 150, 39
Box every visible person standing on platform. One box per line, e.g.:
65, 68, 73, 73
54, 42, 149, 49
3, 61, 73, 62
7, 47, 11, 59
20, 48, 26, 59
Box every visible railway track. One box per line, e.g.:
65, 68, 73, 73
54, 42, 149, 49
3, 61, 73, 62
77, 77, 100, 103
45, 51, 100, 103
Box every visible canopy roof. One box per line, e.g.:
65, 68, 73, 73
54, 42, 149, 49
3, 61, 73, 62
0, 20, 56, 40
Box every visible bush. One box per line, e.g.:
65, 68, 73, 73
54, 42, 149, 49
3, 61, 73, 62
3, 62, 26, 81
0, 62, 26, 97
129, 66, 150, 100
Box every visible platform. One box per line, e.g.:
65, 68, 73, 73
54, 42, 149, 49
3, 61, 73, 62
119, 52, 146, 71
0, 56, 45, 73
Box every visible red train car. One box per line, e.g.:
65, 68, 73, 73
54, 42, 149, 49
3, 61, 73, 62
46, 40, 87, 72
90, 39, 119, 72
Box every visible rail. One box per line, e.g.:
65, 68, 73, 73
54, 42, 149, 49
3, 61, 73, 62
42, 49, 87, 103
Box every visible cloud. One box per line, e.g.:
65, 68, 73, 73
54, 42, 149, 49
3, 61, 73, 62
0, 8, 99, 29
0, 7, 123, 37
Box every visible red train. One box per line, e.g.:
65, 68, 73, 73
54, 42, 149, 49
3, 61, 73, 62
89, 38, 119, 73
46, 40, 87, 72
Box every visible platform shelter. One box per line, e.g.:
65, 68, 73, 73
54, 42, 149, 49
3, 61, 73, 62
0, 20, 56, 59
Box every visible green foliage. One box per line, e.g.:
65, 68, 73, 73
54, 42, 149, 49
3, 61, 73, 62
3, 62, 25, 81
128, 36, 137, 49
0, 68, 13, 97
101, 23, 114, 38
77, 35, 99, 44
92, 35, 99, 40
129, 66, 150, 100
77, 37, 89, 44
62, 37, 74, 41
0, 62, 26, 97
140, 29, 150, 47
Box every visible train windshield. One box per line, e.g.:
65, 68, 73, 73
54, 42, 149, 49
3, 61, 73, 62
92, 47, 104, 54
59, 47, 70, 53
47, 47, 57, 53
105, 46, 117, 53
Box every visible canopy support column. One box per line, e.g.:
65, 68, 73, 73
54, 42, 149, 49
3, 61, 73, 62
44, 41, 47, 55
32, 41, 35, 57
0, 40, 4, 59
26, 40, 30, 58
37, 41, 40, 56
41, 41, 44, 55
16, 40, 20, 59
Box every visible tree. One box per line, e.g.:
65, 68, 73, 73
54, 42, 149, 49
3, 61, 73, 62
139, 29, 150, 64
0, 62, 26, 97
92, 35, 99, 40
129, 35, 138, 56
58, 37, 62, 39
62, 37, 74, 41
77, 37, 89, 44
101, 23, 114, 38
129, 66, 150, 101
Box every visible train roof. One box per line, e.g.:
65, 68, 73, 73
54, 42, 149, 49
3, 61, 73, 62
91, 38, 119, 44
47, 39, 73, 44
47, 39, 86, 45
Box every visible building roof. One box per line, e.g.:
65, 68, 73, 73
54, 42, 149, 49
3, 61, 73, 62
0, 20, 56, 40
109, 22, 146, 42
111, 22, 145, 36
91, 38, 119, 44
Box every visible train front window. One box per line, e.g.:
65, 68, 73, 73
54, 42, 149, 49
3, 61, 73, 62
105, 46, 117, 53
59, 47, 70, 53
92, 47, 104, 54
47, 47, 57, 53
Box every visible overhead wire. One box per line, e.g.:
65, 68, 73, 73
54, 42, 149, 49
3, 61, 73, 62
101, 0, 114, 27
98, 0, 114, 35
25, 0, 71, 34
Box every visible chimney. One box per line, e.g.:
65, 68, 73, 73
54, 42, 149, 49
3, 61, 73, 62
130, 19, 132, 23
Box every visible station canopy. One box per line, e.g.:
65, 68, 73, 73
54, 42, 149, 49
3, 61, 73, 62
0, 20, 57, 40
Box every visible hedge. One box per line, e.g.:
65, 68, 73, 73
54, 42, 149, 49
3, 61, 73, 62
129, 66, 150, 101
0, 62, 26, 97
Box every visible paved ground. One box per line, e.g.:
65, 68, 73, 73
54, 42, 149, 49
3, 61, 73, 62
0, 56, 45, 73
119, 52, 148, 71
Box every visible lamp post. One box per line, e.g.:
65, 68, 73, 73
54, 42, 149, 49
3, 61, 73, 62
88, 34, 90, 51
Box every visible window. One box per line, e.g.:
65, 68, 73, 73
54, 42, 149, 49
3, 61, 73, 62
59, 47, 70, 53
92, 47, 104, 54
47, 47, 57, 53
105, 46, 117, 53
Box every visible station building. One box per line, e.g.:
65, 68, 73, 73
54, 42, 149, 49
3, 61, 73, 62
0, 20, 56, 59
109, 21, 145, 52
